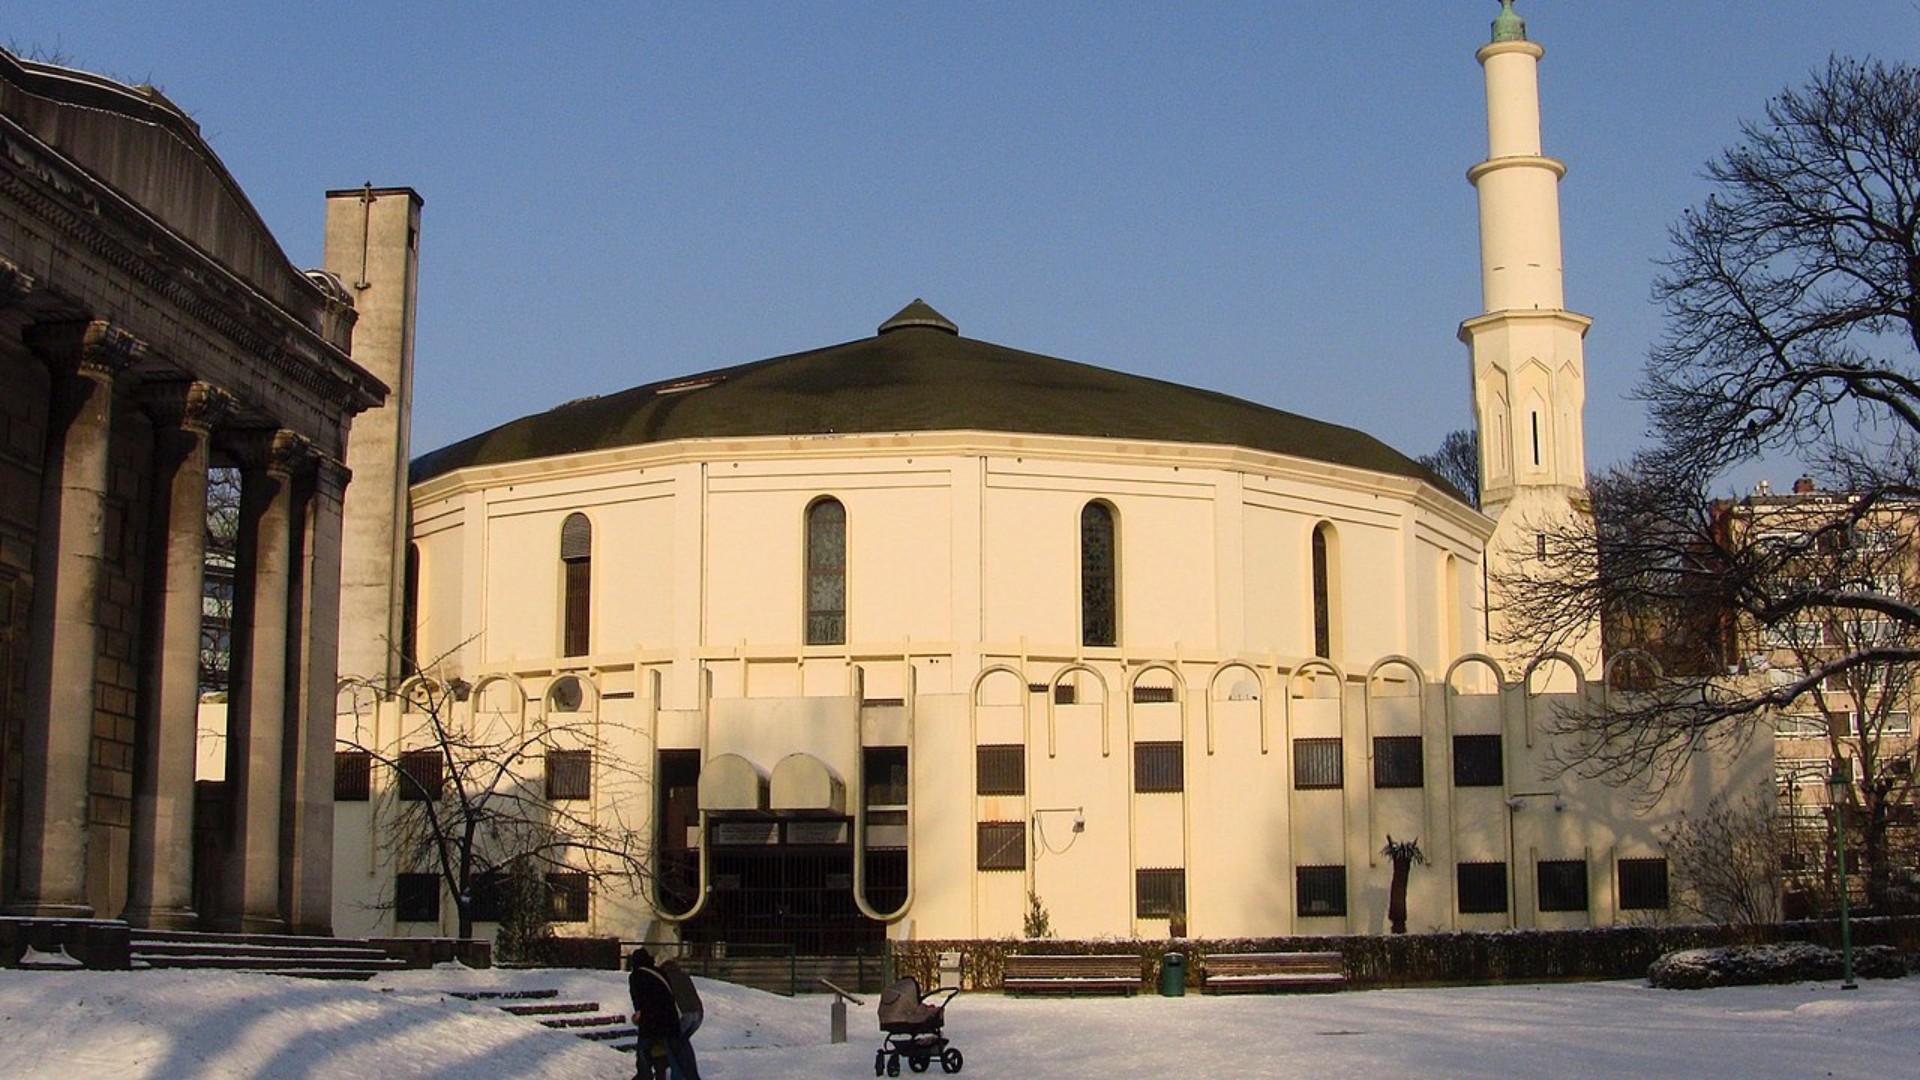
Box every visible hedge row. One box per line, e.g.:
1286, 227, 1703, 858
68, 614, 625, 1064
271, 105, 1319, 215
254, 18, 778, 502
889, 917, 1920, 991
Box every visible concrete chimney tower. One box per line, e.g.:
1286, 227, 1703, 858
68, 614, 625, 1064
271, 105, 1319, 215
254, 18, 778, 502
324, 186, 422, 684
1460, 2, 1599, 671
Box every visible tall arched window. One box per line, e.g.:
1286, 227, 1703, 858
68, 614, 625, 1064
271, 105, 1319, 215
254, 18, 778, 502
806, 498, 846, 645
1311, 522, 1339, 659
1081, 501, 1117, 647
560, 513, 592, 657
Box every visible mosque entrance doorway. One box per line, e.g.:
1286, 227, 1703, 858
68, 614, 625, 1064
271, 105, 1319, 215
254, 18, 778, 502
684, 816, 885, 956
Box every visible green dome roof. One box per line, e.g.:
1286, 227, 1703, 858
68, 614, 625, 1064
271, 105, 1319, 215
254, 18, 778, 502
412, 301, 1457, 497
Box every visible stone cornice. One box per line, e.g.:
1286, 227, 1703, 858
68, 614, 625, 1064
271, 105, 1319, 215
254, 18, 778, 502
226, 427, 313, 479
0, 115, 385, 418
140, 379, 233, 435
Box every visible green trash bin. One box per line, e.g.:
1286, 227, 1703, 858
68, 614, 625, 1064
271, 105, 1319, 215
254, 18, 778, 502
1159, 952, 1186, 997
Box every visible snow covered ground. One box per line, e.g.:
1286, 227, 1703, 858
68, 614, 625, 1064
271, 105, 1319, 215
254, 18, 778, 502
0, 964, 1913, 1079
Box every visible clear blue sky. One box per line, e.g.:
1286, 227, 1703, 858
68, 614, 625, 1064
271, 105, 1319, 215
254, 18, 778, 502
9, 2, 1919, 487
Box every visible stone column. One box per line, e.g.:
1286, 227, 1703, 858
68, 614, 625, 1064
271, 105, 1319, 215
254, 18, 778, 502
284, 455, 349, 934
8, 318, 144, 918
123, 382, 229, 928
221, 428, 307, 933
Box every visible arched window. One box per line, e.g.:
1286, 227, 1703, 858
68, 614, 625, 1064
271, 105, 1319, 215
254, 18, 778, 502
806, 498, 846, 645
1311, 523, 1339, 659
1081, 501, 1117, 647
560, 513, 592, 657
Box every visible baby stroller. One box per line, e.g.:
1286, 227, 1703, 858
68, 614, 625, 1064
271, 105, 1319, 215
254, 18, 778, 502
874, 976, 963, 1076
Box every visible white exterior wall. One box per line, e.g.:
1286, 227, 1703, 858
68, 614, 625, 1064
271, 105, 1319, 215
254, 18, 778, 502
336, 431, 1770, 942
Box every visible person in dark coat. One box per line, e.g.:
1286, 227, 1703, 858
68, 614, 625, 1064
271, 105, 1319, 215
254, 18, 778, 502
628, 948, 701, 1080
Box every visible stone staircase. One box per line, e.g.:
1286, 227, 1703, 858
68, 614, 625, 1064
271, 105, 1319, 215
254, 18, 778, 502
129, 929, 409, 981
452, 989, 638, 1053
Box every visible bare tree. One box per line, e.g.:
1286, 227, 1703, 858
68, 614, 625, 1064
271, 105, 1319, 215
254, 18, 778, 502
1663, 795, 1783, 931
338, 660, 653, 942
1417, 428, 1480, 509
1498, 57, 1920, 909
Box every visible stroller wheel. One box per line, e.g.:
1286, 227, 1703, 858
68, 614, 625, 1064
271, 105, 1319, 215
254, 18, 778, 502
886, 1054, 901, 1077
940, 1048, 964, 1074
909, 1055, 931, 1073
875, 1049, 886, 1077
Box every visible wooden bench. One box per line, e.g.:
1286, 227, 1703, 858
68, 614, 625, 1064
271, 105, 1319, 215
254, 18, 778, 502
1199, 951, 1346, 993
1002, 953, 1142, 996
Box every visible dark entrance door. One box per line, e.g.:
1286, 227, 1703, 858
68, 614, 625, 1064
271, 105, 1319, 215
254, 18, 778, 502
684, 816, 882, 955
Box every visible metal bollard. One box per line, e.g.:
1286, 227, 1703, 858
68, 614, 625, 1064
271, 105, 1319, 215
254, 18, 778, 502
830, 996, 848, 1044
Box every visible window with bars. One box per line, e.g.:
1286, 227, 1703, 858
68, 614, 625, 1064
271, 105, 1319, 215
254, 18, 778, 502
560, 513, 591, 657
1373, 736, 1424, 789
976, 821, 1026, 871
1053, 682, 1078, 705
806, 498, 846, 645
865, 746, 909, 807
1293, 737, 1344, 790
1136, 868, 1186, 918
1536, 858, 1589, 912
976, 745, 1025, 796
1452, 734, 1504, 787
1134, 742, 1183, 793
1296, 865, 1346, 917
1456, 861, 1508, 914
1082, 502, 1117, 647
1617, 858, 1670, 910
469, 870, 508, 923
545, 750, 592, 800
547, 871, 590, 922
398, 749, 444, 802
1132, 684, 1175, 704
334, 750, 371, 801
395, 873, 440, 923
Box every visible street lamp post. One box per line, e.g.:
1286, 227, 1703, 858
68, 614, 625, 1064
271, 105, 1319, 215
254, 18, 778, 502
1826, 759, 1858, 991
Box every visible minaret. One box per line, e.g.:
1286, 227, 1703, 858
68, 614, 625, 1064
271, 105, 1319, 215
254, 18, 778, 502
1460, 1, 1599, 671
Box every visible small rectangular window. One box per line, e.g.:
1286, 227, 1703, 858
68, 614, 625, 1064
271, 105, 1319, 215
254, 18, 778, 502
395, 872, 440, 923
1537, 858, 1589, 912
334, 750, 371, 802
1134, 742, 1183, 793
1293, 738, 1344, 790
545, 750, 592, 801
976, 821, 1026, 871
1456, 861, 1508, 914
1131, 685, 1175, 704
1135, 868, 1186, 919
1296, 865, 1347, 917
976, 745, 1026, 796
547, 871, 590, 923
1053, 683, 1078, 705
398, 749, 443, 802
1452, 734, 1504, 787
865, 746, 909, 807
1618, 858, 1670, 910
1372, 736, 1424, 789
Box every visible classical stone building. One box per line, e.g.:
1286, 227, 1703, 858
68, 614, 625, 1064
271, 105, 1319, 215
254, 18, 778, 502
333, 5, 1768, 949
0, 48, 397, 934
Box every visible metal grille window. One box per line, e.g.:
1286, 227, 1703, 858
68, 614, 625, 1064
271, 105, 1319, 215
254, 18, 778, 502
1296, 865, 1347, 917
395, 873, 440, 923
1081, 502, 1117, 647
547, 871, 590, 922
334, 750, 371, 801
1537, 858, 1589, 912
865, 746, 909, 807
976, 821, 1026, 871
560, 513, 591, 657
1136, 868, 1186, 918
397, 749, 444, 802
545, 750, 592, 800
806, 498, 846, 645
1132, 684, 1175, 704
1293, 737, 1344, 790
1373, 736, 1424, 789
1617, 858, 1670, 910
1456, 861, 1508, 914
1134, 741, 1184, 793
976, 745, 1025, 796
1452, 734, 1504, 787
